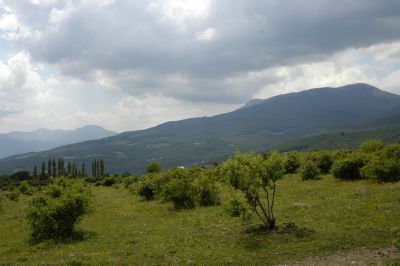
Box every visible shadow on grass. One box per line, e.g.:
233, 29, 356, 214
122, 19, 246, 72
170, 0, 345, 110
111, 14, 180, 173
29, 230, 97, 246
239, 221, 315, 250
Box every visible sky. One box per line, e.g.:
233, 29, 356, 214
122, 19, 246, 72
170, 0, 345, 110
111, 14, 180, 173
0, 0, 400, 133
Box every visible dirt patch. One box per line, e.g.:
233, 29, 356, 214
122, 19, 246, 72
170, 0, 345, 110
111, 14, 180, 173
278, 247, 399, 266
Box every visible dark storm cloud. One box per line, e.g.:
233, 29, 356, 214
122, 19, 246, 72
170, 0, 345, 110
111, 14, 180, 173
7, 0, 400, 103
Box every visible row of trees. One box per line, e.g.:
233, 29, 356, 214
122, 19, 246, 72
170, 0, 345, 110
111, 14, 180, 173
32, 159, 106, 178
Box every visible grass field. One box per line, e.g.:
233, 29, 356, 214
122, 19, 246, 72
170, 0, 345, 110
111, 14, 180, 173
1, 175, 399, 265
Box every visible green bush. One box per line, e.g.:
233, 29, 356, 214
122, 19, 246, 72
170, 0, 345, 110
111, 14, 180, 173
19, 181, 32, 195
299, 160, 320, 180
284, 153, 300, 174
27, 178, 92, 242
5, 190, 19, 201
136, 172, 172, 200
193, 175, 220, 206
162, 175, 195, 209
123, 176, 139, 189
381, 144, 400, 161
392, 227, 400, 251
137, 178, 155, 200
146, 162, 161, 173
360, 139, 384, 153
314, 153, 333, 174
361, 157, 400, 182
102, 177, 116, 187
331, 155, 365, 180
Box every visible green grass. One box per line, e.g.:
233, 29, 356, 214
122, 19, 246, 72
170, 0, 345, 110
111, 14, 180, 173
0, 175, 399, 265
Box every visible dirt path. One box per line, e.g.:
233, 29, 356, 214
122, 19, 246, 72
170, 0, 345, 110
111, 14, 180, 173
278, 247, 399, 266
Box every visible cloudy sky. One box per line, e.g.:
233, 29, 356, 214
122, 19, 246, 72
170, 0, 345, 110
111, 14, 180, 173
0, 0, 400, 133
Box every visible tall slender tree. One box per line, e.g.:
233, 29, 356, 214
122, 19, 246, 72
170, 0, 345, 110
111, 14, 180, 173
100, 159, 104, 177
41, 161, 46, 177
48, 159, 52, 177
33, 165, 38, 178
82, 163, 86, 177
52, 159, 56, 177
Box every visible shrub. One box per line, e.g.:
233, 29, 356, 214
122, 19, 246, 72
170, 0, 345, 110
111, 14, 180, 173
146, 162, 161, 173
299, 160, 320, 180
221, 151, 285, 229
136, 172, 172, 200
137, 178, 155, 200
381, 144, 400, 161
84, 176, 97, 183
392, 227, 400, 251
361, 158, 400, 182
331, 155, 365, 180
123, 176, 139, 189
19, 181, 32, 195
5, 190, 19, 201
284, 153, 300, 174
102, 177, 116, 187
314, 152, 333, 174
162, 175, 195, 210
27, 178, 92, 242
9, 170, 30, 182
193, 175, 220, 206
360, 139, 384, 153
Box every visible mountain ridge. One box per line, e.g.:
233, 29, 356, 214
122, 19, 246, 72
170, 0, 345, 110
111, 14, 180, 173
0, 83, 399, 174
0, 125, 117, 159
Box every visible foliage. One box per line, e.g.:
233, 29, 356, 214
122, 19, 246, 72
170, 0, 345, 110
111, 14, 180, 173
26, 178, 92, 242
146, 162, 161, 174
5, 190, 19, 201
19, 181, 32, 195
161, 174, 195, 209
102, 177, 116, 187
123, 176, 139, 189
360, 139, 384, 153
299, 160, 320, 180
221, 151, 285, 229
9, 170, 30, 182
192, 174, 220, 206
284, 152, 300, 174
331, 155, 365, 180
225, 198, 252, 223
312, 152, 333, 174
392, 227, 400, 251
360, 157, 400, 182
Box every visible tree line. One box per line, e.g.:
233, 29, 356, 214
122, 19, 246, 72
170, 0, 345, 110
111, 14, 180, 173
32, 159, 105, 178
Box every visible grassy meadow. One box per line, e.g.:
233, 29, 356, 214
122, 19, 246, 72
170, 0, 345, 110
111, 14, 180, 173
1, 174, 399, 265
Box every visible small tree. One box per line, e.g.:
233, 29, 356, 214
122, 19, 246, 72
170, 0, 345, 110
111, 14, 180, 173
299, 160, 320, 180
360, 139, 384, 153
27, 178, 92, 242
146, 162, 161, 173
221, 151, 285, 229
332, 155, 365, 180
33, 165, 38, 178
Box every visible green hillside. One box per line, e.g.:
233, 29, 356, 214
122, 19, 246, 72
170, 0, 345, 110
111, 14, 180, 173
275, 125, 400, 152
1, 83, 400, 174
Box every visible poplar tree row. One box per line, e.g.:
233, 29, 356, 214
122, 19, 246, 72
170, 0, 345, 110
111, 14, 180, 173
32, 158, 106, 178
33, 159, 86, 178
91, 159, 105, 178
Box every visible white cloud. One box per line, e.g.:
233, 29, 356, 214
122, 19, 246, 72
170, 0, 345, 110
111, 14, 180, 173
196, 27, 216, 41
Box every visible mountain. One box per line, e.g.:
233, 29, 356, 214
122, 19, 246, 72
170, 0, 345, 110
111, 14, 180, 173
274, 125, 400, 151
0, 83, 399, 174
0, 125, 117, 159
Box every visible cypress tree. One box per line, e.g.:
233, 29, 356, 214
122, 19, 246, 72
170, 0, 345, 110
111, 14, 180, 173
82, 163, 86, 177
41, 161, 46, 177
48, 159, 52, 176
52, 159, 56, 177
96, 160, 100, 178
67, 162, 71, 175
100, 159, 104, 177
33, 165, 38, 178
